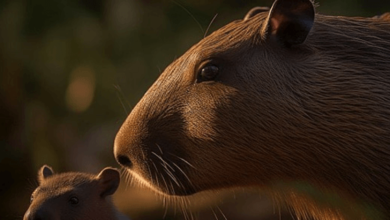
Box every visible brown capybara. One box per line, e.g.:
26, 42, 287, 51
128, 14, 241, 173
24, 165, 129, 220
113, 0, 390, 219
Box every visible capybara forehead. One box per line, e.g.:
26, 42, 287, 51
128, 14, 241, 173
161, 12, 268, 79
192, 12, 268, 57
37, 172, 96, 194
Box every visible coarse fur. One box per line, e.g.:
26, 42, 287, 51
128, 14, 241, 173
114, 0, 390, 219
24, 165, 128, 220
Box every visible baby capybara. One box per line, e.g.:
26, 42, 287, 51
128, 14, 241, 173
24, 165, 128, 220
114, 0, 390, 219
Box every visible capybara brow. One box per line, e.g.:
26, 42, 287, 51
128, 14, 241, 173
114, 0, 390, 219
24, 165, 129, 220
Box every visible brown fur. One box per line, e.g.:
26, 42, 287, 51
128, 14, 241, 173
114, 0, 390, 219
24, 165, 128, 220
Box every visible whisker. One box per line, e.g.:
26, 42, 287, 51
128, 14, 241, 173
168, 153, 196, 169
119, 169, 128, 190
204, 13, 218, 38
160, 172, 170, 194
171, 0, 204, 35
150, 160, 161, 190
169, 196, 177, 218
152, 151, 176, 172
211, 207, 219, 220
164, 166, 181, 187
169, 181, 176, 195
156, 143, 164, 155
162, 196, 169, 219
156, 65, 162, 74
169, 162, 187, 191
140, 149, 147, 162
27, 178, 38, 190
180, 198, 190, 220
113, 84, 131, 115
121, 168, 132, 189
183, 196, 194, 220
171, 161, 194, 189
216, 206, 227, 220
145, 160, 153, 185
167, 157, 191, 192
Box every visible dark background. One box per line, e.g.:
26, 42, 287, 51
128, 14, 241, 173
1, 0, 390, 219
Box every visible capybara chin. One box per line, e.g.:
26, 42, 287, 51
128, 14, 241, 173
24, 165, 128, 220
113, 0, 390, 219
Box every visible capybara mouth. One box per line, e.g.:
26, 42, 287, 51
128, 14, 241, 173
115, 131, 199, 196
119, 152, 197, 196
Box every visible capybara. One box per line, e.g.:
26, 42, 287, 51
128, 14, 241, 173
24, 165, 129, 220
114, 0, 390, 219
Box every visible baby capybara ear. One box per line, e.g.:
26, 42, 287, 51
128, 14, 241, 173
97, 167, 120, 197
261, 0, 315, 46
38, 165, 54, 184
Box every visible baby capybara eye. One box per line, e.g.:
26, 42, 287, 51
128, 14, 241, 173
69, 196, 79, 205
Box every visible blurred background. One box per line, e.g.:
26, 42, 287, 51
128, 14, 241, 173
1, 0, 390, 219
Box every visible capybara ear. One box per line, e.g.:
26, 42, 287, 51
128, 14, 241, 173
97, 167, 120, 197
244, 7, 270, 21
38, 165, 54, 184
261, 0, 315, 47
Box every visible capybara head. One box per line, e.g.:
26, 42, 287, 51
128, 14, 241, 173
114, 0, 316, 195
114, 0, 390, 218
24, 165, 120, 220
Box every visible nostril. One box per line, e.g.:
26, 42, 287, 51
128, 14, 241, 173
117, 155, 133, 168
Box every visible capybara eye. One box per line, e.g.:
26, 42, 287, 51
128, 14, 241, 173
69, 196, 79, 205
197, 65, 219, 82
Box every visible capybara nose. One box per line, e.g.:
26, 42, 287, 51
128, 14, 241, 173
114, 137, 133, 168
114, 122, 136, 169
116, 154, 133, 168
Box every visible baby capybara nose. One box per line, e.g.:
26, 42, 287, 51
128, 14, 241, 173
116, 154, 133, 168
24, 209, 44, 220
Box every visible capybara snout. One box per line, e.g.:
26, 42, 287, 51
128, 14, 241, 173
115, 0, 390, 219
